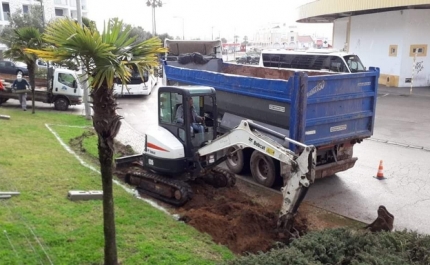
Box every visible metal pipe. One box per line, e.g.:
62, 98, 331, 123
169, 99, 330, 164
0, 192, 20, 196
248, 121, 309, 149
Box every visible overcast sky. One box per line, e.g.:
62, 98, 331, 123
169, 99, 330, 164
87, 0, 332, 41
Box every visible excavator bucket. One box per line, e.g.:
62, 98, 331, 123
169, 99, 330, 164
277, 146, 316, 234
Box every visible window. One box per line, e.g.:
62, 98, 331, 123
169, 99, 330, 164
2, 3, 10, 21
58, 73, 75, 87
54, 0, 68, 5
410, 44, 427, 57
159, 92, 183, 124
55, 8, 64, 16
22, 5, 29, 14
389, 45, 397, 57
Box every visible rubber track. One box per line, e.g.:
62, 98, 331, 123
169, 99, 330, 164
126, 170, 193, 207
211, 166, 236, 187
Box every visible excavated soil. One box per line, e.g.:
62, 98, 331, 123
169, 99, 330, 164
176, 180, 308, 254
70, 131, 363, 255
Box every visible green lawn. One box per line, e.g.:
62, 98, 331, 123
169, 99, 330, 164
0, 107, 234, 264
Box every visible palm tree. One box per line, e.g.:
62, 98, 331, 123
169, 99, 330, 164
27, 18, 167, 265
3, 27, 44, 114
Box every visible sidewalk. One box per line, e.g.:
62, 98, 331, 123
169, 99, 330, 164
378, 84, 430, 97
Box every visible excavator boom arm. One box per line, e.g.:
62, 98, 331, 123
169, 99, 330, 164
197, 120, 316, 233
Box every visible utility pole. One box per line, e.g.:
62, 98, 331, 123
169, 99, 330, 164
76, 0, 91, 120
37, 0, 51, 106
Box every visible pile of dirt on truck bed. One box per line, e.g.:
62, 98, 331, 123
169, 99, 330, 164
178, 180, 308, 254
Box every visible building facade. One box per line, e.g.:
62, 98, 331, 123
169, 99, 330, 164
252, 23, 321, 51
297, 0, 430, 87
0, 0, 88, 27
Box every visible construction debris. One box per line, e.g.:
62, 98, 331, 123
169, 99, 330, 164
0, 191, 19, 200
67, 190, 103, 201
365, 205, 394, 232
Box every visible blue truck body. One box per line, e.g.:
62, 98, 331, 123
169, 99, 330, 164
163, 59, 379, 179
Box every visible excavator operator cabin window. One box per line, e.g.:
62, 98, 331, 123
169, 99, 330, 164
159, 92, 172, 123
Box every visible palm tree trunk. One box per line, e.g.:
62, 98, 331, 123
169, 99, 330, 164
27, 62, 36, 114
91, 85, 121, 265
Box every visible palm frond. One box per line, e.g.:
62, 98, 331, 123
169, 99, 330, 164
26, 17, 167, 89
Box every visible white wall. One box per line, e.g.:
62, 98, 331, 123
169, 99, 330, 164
399, 9, 430, 87
333, 9, 430, 87
348, 10, 405, 77
333, 17, 348, 51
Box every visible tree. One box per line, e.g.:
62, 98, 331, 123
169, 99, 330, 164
4, 27, 44, 114
221, 37, 227, 44
234, 35, 239, 43
82, 17, 97, 32
27, 17, 166, 265
242, 35, 249, 45
157, 32, 174, 44
0, 5, 44, 45
128, 25, 153, 43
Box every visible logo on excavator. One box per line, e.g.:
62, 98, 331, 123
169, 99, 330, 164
253, 140, 265, 150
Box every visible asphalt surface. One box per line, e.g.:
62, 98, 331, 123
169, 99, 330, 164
3, 82, 430, 235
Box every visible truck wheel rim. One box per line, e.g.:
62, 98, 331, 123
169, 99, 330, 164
227, 147, 239, 166
256, 159, 269, 180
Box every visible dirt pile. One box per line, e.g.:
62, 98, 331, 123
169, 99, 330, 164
177, 180, 308, 254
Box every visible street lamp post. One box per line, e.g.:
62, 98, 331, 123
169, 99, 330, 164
173, 16, 184, 40
76, 0, 91, 119
146, 0, 163, 36
36, 1, 51, 97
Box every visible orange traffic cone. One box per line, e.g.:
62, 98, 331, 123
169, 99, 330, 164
374, 160, 385, 180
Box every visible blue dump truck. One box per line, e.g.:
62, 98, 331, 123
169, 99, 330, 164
162, 54, 379, 188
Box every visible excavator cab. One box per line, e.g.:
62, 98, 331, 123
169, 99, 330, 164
158, 86, 218, 161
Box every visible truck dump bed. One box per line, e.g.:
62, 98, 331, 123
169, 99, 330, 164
164, 59, 379, 151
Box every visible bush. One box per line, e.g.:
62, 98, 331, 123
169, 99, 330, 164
226, 228, 430, 265
35, 67, 47, 78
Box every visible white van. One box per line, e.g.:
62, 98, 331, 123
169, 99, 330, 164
258, 49, 366, 73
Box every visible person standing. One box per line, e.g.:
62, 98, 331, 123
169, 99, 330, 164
12, 74, 30, 111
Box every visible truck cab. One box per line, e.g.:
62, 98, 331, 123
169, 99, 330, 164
0, 68, 83, 110
143, 86, 218, 175
50, 68, 83, 110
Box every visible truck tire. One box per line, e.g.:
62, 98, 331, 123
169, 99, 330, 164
250, 151, 276, 187
225, 147, 250, 174
54, 97, 69, 111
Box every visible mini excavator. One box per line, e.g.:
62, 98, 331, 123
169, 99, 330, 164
115, 85, 316, 231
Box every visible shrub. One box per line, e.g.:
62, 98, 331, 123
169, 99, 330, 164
226, 228, 430, 265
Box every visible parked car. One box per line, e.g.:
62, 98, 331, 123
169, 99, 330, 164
236, 55, 251, 64
0, 60, 29, 76
250, 56, 260, 65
